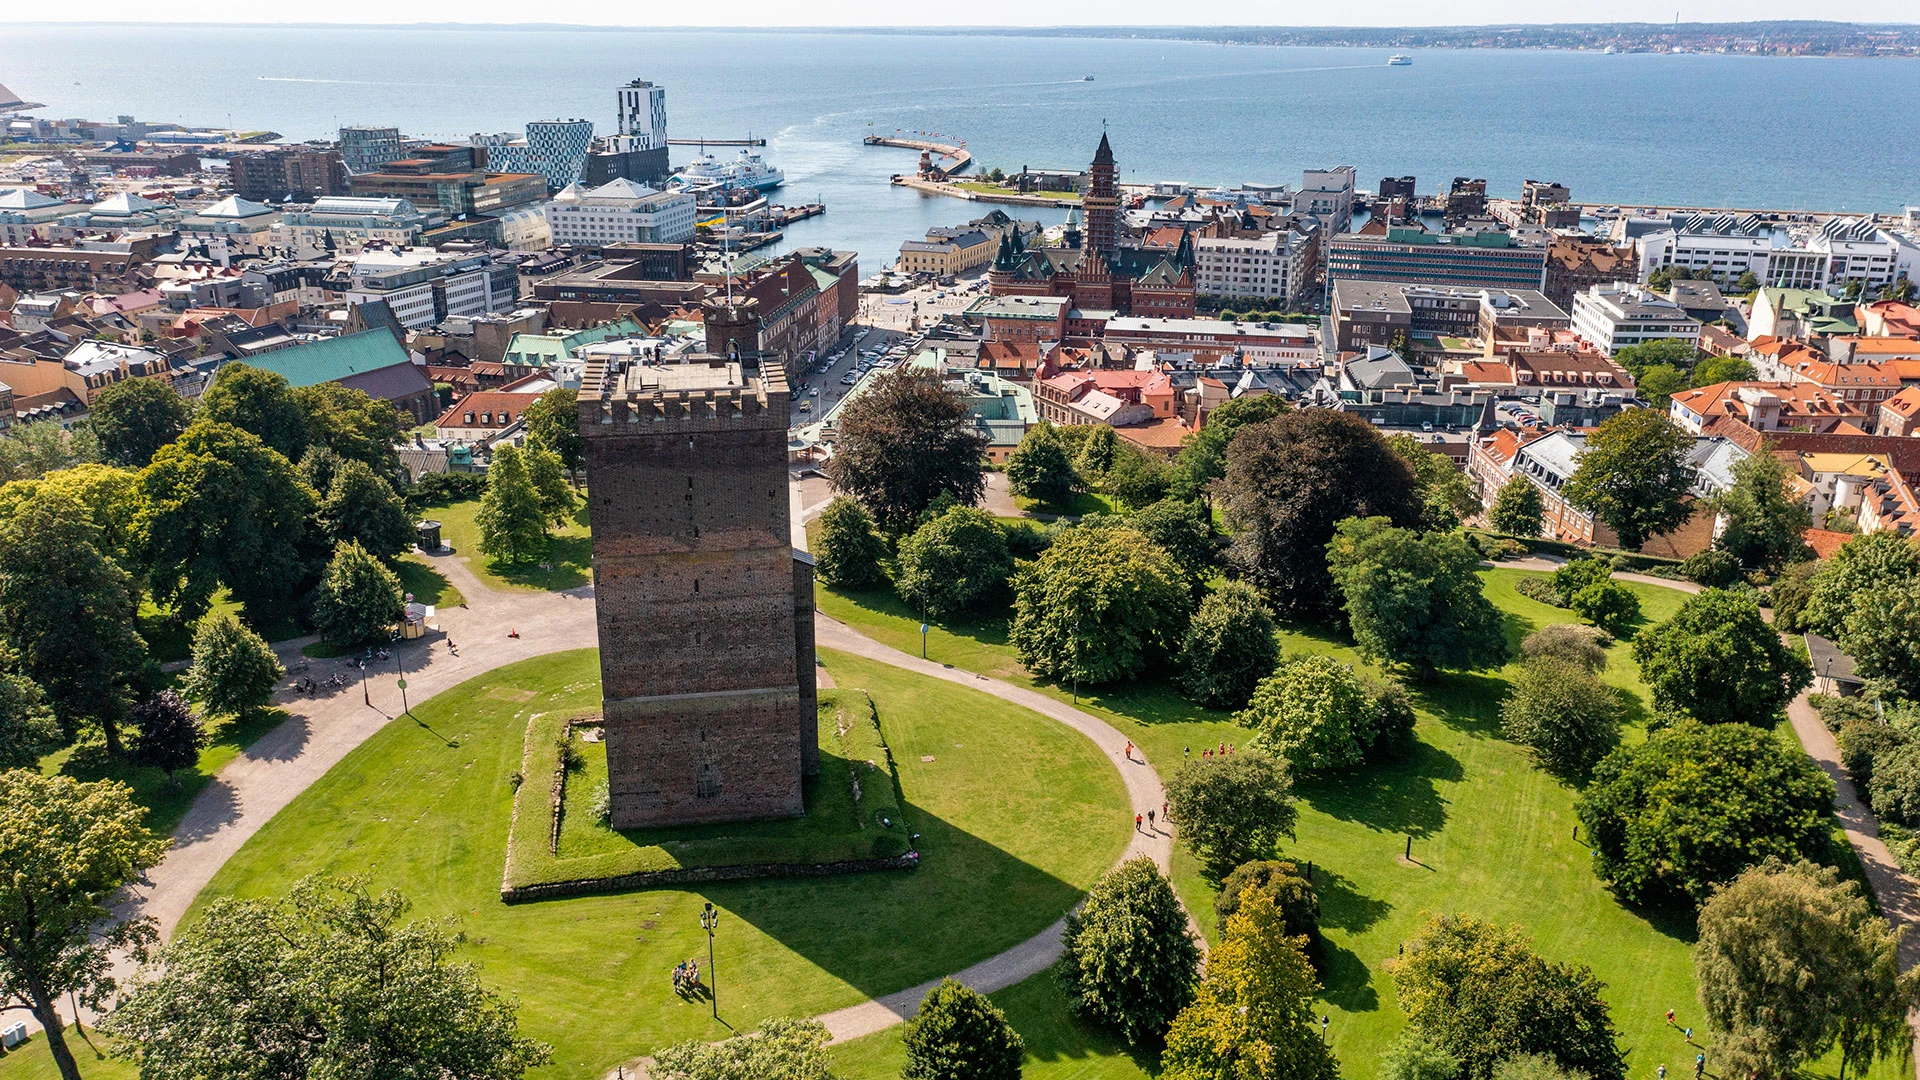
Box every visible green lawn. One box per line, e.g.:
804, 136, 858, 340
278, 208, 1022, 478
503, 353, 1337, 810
161, 647, 1125, 1079
1013, 490, 1120, 518
432, 496, 592, 593
397, 557, 464, 609
829, 970, 1154, 1080
816, 568, 1890, 1079
0, 1032, 133, 1080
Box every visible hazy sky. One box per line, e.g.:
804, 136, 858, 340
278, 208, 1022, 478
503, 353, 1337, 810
4, 2, 1909, 27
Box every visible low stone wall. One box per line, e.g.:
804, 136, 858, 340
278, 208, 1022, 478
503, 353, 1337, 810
500, 851, 919, 904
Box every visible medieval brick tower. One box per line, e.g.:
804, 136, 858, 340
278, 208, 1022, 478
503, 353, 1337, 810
579, 298, 818, 829
1083, 132, 1119, 260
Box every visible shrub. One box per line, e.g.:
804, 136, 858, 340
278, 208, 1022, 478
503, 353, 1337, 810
1176, 582, 1279, 710
902, 978, 1025, 1080
1554, 557, 1614, 600
813, 496, 890, 589
1513, 576, 1564, 606
896, 506, 1014, 618
1501, 658, 1621, 777
130, 690, 205, 779
1236, 655, 1412, 773
1164, 751, 1296, 878
1214, 859, 1319, 947
1681, 548, 1743, 588
589, 781, 611, 826
1057, 858, 1200, 1044
1567, 579, 1640, 636
1520, 624, 1610, 673
1001, 519, 1051, 560
1380, 1028, 1463, 1080
1575, 721, 1835, 906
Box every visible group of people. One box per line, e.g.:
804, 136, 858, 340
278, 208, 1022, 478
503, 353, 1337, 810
1184, 742, 1236, 759
671, 959, 702, 996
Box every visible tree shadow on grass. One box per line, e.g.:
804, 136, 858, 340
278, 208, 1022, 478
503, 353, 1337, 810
1317, 937, 1381, 1013
485, 532, 593, 591
1407, 669, 1513, 740
1312, 867, 1393, 935
1299, 739, 1460, 838
989, 970, 1163, 1077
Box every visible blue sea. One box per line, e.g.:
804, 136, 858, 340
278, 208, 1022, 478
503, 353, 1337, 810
3, 25, 1917, 270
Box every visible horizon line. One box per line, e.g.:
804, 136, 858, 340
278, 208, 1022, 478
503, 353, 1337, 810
4, 18, 1919, 31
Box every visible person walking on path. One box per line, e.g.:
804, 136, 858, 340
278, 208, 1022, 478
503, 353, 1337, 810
1147, 808, 1155, 829
1124, 741, 1133, 761
1135, 812, 1143, 832
1666, 1009, 1675, 1025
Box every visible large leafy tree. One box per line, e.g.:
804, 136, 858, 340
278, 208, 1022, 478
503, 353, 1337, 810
320, 458, 415, 561
1213, 860, 1319, 947
0, 421, 100, 484
524, 445, 575, 525
1635, 364, 1691, 408
1220, 410, 1421, 616
1056, 858, 1200, 1045
179, 610, 284, 721
0, 487, 147, 753
1009, 523, 1191, 685
1575, 721, 1834, 906
1130, 498, 1215, 590
1631, 588, 1810, 725
476, 444, 549, 565
293, 381, 405, 482
1691, 355, 1757, 388
896, 505, 1012, 618
0, 463, 144, 565
1177, 581, 1280, 710
1840, 576, 1920, 697
1488, 476, 1542, 537
901, 978, 1025, 1080
1327, 516, 1509, 679
1390, 913, 1625, 1080
828, 369, 988, 535
91, 376, 192, 466
812, 496, 889, 589
1711, 447, 1812, 572
1612, 337, 1699, 378
521, 387, 583, 482
1694, 860, 1917, 1080
199, 362, 309, 462
1168, 394, 1288, 503
1075, 424, 1120, 483
0, 772, 166, 1080
652, 1017, 834, 1080
1387, 432, 1478, 531
0, 672, 62, 770
140, 420, 320, 621
1804, 531, 1920, 638
1164, 750, 1296, 878
1561, 409, 1696, 550
1160, 892, 1336, 1080
313, 541, 405, 649
1005, 420, 1078, 507
1236, 655, 1413, 773
1103, 442, 1172, 511
105, 874, 552, 1080
130, 689, 205, 780
1501, 656, 1620, 777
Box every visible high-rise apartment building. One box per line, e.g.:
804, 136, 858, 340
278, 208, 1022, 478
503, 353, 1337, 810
338, 126, 404, 175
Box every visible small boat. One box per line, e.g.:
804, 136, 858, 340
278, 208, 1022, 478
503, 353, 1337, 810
1082, 74, 1095, 81
1387, 54, 1412, 66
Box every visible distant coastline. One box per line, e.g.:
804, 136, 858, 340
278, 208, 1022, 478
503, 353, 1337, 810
1, 20, 1917, 57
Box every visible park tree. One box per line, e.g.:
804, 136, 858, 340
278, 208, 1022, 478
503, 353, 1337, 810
91, 376, 192, 466
179, 610, 284, 721
0, 462, 143, 565
1766, 559, 1820, 633
1236, 655, 1414, 773
1693, 859, 1917, 1080
1103, 442, 1172, 511
1501, 656, 1621, 777
292, 381, 405, 484
140, 420, 321, 621
1006, 421, 1078, 507
1177, 581, 1280, 710
1804, 531, 1920, 638
1168, 393, 1288, 504
1492, 1055, 1585, 1080
1057, 858, 1200, 1045
525, 445, 575, 524
1562, 409, 1696, 550
106, 874, 552, 1080
199, 361, 309, 461
1131, 498, 1215, 589
312, 541, 405, 649
320, 457, 415, 561
0, 487, 146, 753
897, 505, 1013, 618
0, 421, 100, 484
477, 444, 550, 564
130, 690, 205, 781
1213, 859, 1319, 948
1575, 721, 1834, 906
1635, 364, 1691, 408
1075, 424, 1120, 482
1387, 432, 1479, 531
1327, 517, 1509, 679
1711, 448, 1813, 572
521, 387, 583, 482
1567, 578, 1640, 637
1221, 410, 1421, 616
1390, 913, 1625, 1080
812, 496, 889, 589
1692, 355, 1757, 388
0, 672, 62, 771
828, 369, 988, 535
1839, 577, 1920, 697
1488, 476, 1543, 537
1380, 1029, 1463, 1080
1520, 623, 1610, 672
652, 1017, 834, 1080
1611, 338, 1699, 378
1010, 523, 1191, 685
0, 772, 166, 1080
1632, 588, 1811, 725
901, 978, 1025, 1080
1164, 750, 1296, 878
298, 444, 344, 496
1160, 891, 1337, 1080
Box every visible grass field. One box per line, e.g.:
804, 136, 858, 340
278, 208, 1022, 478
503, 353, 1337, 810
148, 647, 1125, 1079
1013, 490, 1120, 518
433, 496, 592, 593
815, 567, 1887, 1080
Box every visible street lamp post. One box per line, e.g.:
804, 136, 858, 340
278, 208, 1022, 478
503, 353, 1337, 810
395, 647, 410, 718
359, 649, 371, 708
1071, 619, 1081, 705
699, 902, 720, 1020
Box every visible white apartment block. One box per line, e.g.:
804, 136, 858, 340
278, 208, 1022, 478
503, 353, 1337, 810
1570, 282, 1702, 355
1295, 166, 1355, 234
546, 178, 697, 247
345, 247, 515, 330
1634, 213, 1917, 292
1195, 230, 1312, 305
616, 79, 668, 151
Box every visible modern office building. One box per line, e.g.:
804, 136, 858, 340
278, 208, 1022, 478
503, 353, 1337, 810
1331, 280, 1566, 352
1569, 282, 1703, 355
1327, 227, 1549, 292
1295, 166, 1356, 234
1193, 227, 1317, 306
338, 126, 405, 175
229, 147, 350, 203
586, 79, 672, 186
343, 246, 520, 330
477, 119, 595, 193
283, 196, 436, 259
546, 178, 697, 247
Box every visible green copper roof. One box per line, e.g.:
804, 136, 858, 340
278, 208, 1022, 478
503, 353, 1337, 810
242, 330, 410, 387
502, 318, 645, 367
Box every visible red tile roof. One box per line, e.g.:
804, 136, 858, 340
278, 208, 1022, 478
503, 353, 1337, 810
1803, 528, 1854, 560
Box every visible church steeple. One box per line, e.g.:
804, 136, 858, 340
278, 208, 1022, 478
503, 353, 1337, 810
1093, 131, 1114, 166
1175, 226, 1194, 270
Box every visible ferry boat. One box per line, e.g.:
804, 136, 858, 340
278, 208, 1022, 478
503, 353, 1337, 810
1082, 74, 1095, 81
678, 148, 784, 193
1387, 54, 1413, 65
